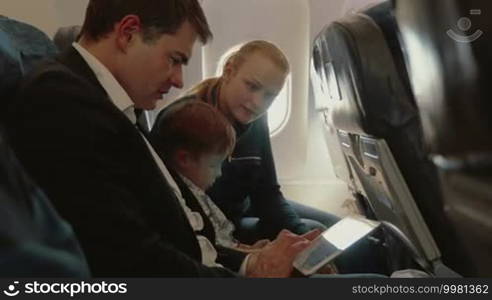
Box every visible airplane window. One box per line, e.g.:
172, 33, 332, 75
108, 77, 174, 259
215, 45, 292, 137
268, 75, 291, 137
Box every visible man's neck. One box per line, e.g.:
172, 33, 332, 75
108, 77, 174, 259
78, 36, 118, 77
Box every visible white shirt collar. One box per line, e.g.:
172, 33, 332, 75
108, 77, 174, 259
180, 174, 207, 197
72, 42, 136, 124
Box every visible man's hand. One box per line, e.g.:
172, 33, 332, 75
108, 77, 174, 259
245, 229, 320, 278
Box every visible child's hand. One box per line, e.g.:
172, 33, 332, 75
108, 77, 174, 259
250, 239, 270, 249
236, 239, 271, 253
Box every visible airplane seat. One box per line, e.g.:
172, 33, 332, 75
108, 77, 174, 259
0, 16, 58, 122
311, 1, 472, 276
0, 29, 21, 123
0, 126, 90, 277
53, 25, 81, 53
395, 0, 492, 277
0, 17, 90, 277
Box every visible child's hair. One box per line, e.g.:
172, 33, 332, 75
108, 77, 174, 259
151, 100, 236, 160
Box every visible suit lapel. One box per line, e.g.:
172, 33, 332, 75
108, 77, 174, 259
57, 46, 106, 96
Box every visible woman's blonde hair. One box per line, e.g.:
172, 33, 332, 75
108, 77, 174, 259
187, 40, 290, 98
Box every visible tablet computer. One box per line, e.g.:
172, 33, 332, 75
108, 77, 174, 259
293, 216, 380, 275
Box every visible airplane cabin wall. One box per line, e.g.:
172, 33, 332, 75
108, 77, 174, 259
1, 0, 88, 38
200, 0, 313, 205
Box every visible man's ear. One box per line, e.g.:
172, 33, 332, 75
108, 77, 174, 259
115, 15, 142, 52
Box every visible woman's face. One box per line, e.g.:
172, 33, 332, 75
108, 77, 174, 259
220, 52, 287, 125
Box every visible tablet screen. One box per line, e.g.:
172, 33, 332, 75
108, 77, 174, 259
322, 216, 378, 250
293, 216, 380, 275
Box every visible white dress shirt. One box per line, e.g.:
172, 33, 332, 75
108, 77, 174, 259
72, 42, 222, 268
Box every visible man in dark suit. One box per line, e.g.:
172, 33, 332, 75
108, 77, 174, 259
7, 0, 312, 277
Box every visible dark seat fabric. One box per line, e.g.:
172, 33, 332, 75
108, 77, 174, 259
53, 25, 81, 53
0, 29, 22, 122
311, 1, 473, 275
0, 16, 58, 122
0, 17, 89, 277
395, 0, 492, 276
0, 16, 58, 74
0, 127, 90, 277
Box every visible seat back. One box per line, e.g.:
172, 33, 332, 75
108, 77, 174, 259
0, 27, 22, 123
396, 0, 492, 277
0, 16, 58, 122
0, 16, 57, 73
53, 25, 81, 53
0, 17, 89, 277
0, 126, 90, 277
311, 1, 472, 275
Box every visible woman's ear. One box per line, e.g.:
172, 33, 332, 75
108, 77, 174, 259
222, 61, 236, 82
115, 15, 142, 52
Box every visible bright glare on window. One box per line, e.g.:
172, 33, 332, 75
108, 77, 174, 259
268, 75, 291, 136
214, 45, 291, 137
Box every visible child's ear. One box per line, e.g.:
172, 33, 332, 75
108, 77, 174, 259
174, 149, 189, 166
174, 149, 193, 169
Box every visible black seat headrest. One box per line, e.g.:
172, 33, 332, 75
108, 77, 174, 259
0, 16, 58, 122
0, 16, 58, 74
0, 29, 22, 98
53, 25, 82, 53
312, 2, 417, 138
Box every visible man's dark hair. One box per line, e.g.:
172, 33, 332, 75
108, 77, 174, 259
80, 0, 212, 43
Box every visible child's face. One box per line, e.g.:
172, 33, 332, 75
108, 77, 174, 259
188, 151, 227, 190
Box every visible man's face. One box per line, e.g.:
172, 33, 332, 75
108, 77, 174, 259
119, 21, 197, 110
